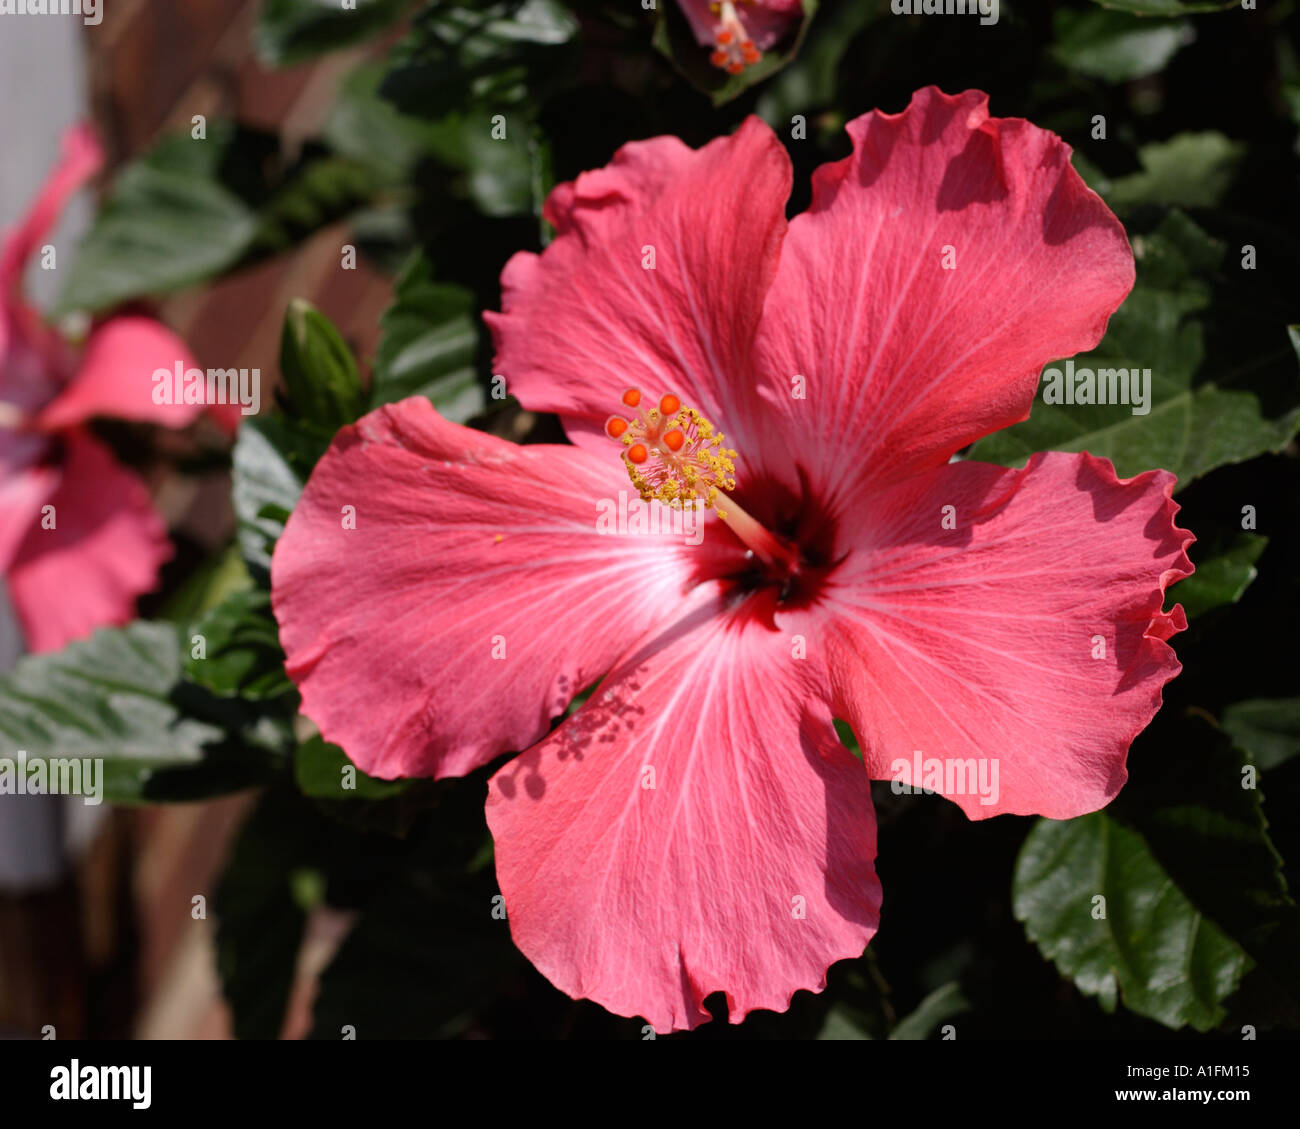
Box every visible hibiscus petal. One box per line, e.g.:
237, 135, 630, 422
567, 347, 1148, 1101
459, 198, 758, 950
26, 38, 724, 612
824, 451, 1193, 821
34, 315, 217, 432
6, 431, 170, 653
1, 301, 72, 416
485, 116, 791, 456
0, 122, 103, 290
271, 397, 737, 781
0, 436, 58, 571
753, 87, 1135, 499
486, 589, 881, 1033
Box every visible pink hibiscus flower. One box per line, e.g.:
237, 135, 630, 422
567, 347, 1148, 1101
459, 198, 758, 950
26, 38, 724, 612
272, 88, 1193, 1033
1, 124, 226, 654
677, 0, 804, 73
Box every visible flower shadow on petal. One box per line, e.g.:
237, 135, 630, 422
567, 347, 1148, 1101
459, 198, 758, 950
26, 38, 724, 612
795, 708, 882, 933
492, 595, 723, 801
936, 129, 1009, 212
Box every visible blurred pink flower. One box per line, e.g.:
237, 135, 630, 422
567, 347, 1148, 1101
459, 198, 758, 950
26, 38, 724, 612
0, 124, 223, 652
677, 0, 805, 73
273, 88, 1192, 1032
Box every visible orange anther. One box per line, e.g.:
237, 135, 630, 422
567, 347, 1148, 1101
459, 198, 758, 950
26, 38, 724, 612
717, 30, 734, 45
663, 429, 686, 452
659, 393, 681, 416
606, 416, 628, 439
742, 45, 760, 63
622, 388, 642, 408
710, 49, 728, 67
627, 443, 649, 465
726, 61, 745, 75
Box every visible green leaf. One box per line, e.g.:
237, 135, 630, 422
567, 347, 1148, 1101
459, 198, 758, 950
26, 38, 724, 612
56, 128, 258, 314
372, 252, 484, 417
1112, 714, 1300, 1008
323, 62, 449, 182
231, 306, 364, 577
295, 735, 408, 801
380, 0, 579, 119
159, 545, 255, 625
1086, 0, 1237, 14
295, 735, 443, 836
811, 952, 893, 1039
280, 299, 367, 430
231, 412, 333, 577
1019, 711, 1300, 1028
0, 622, 277, 804
1106, 133, 1245, 211
816, 1007, 870, 1040
309, 861, 520, 1038
756, 1, 881, 124
1014, 811, 1251, 1030
369, 3, 567, 219
255, 0, 414, 67
250, 155, 377, 255
215, 782, 415, 1035
1051, 9, 1193, 83
0, 621, 215, 759
1221, 699, 1300, 771
1176, 531, 1267, 619
968, 211, 1300, 487
445, 117, 537, 218
186, 588, 295, 701
231, 306, 362, 578
308, 780, 521, 1037
55, 124, 380, 314
889, 981, 970, 1040
833, 718, 862, 761
214, 787, 311, 1039
331, 58, 549, 217
1285, 84, 1300, 127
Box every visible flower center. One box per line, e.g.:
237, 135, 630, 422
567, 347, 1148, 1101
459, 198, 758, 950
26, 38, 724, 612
708, 1, 763, 74
605, 387, 737, 513
606, 387, 801, 576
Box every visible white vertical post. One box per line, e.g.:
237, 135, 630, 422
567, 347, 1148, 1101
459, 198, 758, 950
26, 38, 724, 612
0, 14, 94, 891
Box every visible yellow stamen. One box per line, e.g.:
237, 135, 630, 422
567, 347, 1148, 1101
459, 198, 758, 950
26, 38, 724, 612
607, 393, 736, 511
605, 388, 800, 573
